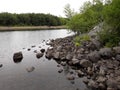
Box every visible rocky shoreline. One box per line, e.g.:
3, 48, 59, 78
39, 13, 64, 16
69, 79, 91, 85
45, 34, 120, 90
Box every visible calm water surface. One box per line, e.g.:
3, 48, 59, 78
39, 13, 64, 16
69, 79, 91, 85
0, 29, 87, 90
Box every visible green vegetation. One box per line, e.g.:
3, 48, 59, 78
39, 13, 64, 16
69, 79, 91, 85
0, 13, 67, 26
74, 34, 90, 46
65, 0, 120, 47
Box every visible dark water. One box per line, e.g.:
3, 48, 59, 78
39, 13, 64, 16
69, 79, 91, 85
0, 29, 87, 90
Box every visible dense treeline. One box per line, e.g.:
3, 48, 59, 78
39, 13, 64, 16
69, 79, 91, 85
0, 12, 67, 26
65, 0, 120, 47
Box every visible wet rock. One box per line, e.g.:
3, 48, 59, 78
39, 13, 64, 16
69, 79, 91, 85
66, 75, 75, 80
31, 45, 36, 48
27, 48, 31, 51
13, 52, 23, 63
58, 68, 63, 73
36, 53, 44, 59
80, 59, 92, 68
77, 70, 84, 77
40, 49, 45, 53
87, 51, 100, 63
0, 64, 3, 68
83, 78, 89, 85
60, 62, 66, 66
45, 49, 53, 59
26, 66, 35, 72
113, 46, 120, 54
99, 48, 112, 59
57, 64, 61, 67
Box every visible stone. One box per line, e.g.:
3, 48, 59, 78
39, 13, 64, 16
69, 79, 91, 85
91, 39, 101, 49
72, 58, 80, 65
99, 48, 113, 59
13, 52, 23, 63
96, 76, 107, 83
0, 64, 3, 68
77, 70, 84, 77
87, 51, 100, 63
36, 53, 44, 59
98, 83, 106, 90
66, 53, 73, 60
80, 59, 92, 68
88, 80, 99, 89
40, 49, 45, 53
58, 69, 63, 73
26, 66, 35, 72
53, 52, 60, 60
66, 75, 75, 80
56, 46, 62, 51
106, 79, 118, 89
113, 46, 120, 54
115, 54, 120, 61
27, 48, 31, 51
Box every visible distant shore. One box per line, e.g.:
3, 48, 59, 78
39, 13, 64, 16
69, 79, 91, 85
0, 26, 67, 31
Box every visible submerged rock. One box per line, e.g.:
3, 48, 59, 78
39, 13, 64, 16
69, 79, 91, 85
26, 66, 35, 72
13, 52, 23, 63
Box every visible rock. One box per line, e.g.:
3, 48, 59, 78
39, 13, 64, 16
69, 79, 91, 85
27, 48, 31, 51
99, 48, 113, 59
87, 51, 100, 63
13, 52, 23, 63
76, 54, 84, 60
53, 52, 60, 60
66, 75, 75, 80
91, 39, 101, 49
115, 54, 120, 61
66, 53, 73, 60
106, 79, 118, 89
98, 83, 106, 90
96, 76, 107, 83
36, 53, 44, 59
40, 49, 45, 53
26, 66, 35, 72
80, 59, 92, 68
113, 46, 120, 54
58, 68, 63, 73
0, 64, 3, 68
99, 66, 107, 76
60, 62, 66, 66
45, 49, 53, 59
87, 67, 93, 76
88, 80, 99, 89
33, 50, 37, 53
56, 46, 62, 51
57, 64, 61, 67
77, 70, 84, 77
31, 45, 36, 48
72, 58, 79, 65
83, 78, 89, 85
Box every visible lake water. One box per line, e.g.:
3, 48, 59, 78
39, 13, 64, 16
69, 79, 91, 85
0, 29, 87, 90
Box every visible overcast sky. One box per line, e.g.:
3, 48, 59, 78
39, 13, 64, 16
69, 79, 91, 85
0, 0, 91, 17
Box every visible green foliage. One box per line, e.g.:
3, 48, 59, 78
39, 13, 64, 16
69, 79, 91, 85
0, 13, 63, 26
74, 34, 90, 46
67, 0, 104, 34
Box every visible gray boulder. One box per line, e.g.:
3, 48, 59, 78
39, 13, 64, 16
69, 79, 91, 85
80, 59, 92, 68
99, 48, 112, 59
87, 51, 100, 63
113, 46, 120, 54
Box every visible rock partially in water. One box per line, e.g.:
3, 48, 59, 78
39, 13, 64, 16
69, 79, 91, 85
40, 49, 45, 53
13, 52, 23, 63
66, 74, 75, 80
0, 64, 3, 68
36, 53, 44, 59
26, 66, 35, 72
58, 68, 63, 73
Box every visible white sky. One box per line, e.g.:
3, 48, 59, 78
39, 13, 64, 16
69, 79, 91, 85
0, 0, 91, 17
